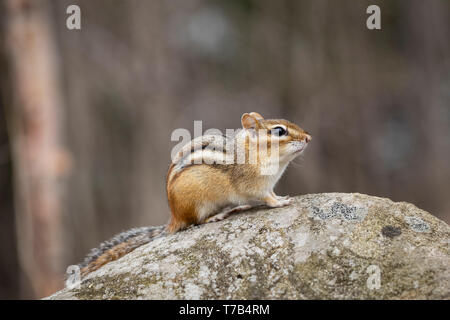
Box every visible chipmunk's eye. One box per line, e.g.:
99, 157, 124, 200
271, 126, 287, 136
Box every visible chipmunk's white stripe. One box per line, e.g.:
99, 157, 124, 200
172, 135, 226, 165
183, 148, 233, 166
169, 145, 233, 183
270, 124, 287, 131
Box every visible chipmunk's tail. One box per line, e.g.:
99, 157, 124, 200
78, 225, 167, 277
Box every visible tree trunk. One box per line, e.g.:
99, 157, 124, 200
3, 0, 69, 298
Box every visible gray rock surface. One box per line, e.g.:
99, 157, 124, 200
47, 193, 450, 299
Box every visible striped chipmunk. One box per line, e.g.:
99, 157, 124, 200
77, 112, 311, 277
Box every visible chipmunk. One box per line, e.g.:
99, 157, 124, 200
77, 112, 311, 277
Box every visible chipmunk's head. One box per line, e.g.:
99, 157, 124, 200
241, 112, 311, 162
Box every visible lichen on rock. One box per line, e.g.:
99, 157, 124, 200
46, 193, 450, 300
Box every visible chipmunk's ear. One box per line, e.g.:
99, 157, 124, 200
249, 112, 264, 120
241, 112, 264, 129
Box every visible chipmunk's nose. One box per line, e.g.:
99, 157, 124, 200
305, 134, 312, 143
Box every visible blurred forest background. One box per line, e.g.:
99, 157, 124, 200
0, 0, 449, 299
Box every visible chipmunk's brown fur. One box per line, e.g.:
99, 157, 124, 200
76, 112, 311, 277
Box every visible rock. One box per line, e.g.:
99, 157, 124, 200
46, 193, 450, 300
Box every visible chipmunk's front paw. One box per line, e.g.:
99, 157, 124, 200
263, 195, 293, 208
277, 197, 293, 206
